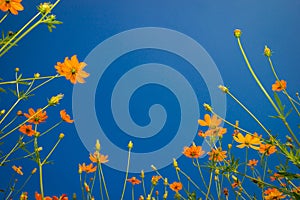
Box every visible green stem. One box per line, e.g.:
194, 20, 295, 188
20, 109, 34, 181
0, 12, 41, 56
131, 185, 134, 200
1, 115, 18, 132
38, 159, 45, 199
41, 137, 62, 165
0, 75, 62, 85
0, 98, 21, 125
268, 57, 300, 116
205, 170, 213, 200
142, 178, 146, 197
98, 162, 110, 200
79, 173, 86, 200
0, 12, 9, 23
0, 0, 61, 57
97, 164, 104, 200
227, 91, 271, 136
241, 148, 248, 184
28, 74, 59, 94
0, 139, 20, 166
120, 148, 131, 200
196, 158, 208, 189
237, 38, 300, 147
178, 169, 207, 197
0, 105, 49, 140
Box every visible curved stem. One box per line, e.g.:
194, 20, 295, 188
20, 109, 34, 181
120, 148, 131, 200
236, 38, 300, 147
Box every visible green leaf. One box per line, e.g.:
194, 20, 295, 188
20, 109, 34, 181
273, 92, 285, 114
285, 108, 293, 118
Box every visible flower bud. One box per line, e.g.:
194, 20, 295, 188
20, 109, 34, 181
38, 2, 52, 14
264, 45, 272, 57
17, 110, 23, 116
128, 140, 133, 149
48, 93, 64, 106
95, 139, 101, 151
31, 168, 37, 174
203, 103, 212, 112
218, 85, 229, 93
234, 29, 242, 38
34, 73, 40, 78
15, 68, 19, 72
59, 133, 65, 139
140, 170, 145, 179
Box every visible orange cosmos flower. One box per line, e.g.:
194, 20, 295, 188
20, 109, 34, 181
127, 176, 141, 185
259, 143, 277, 156
24, 108, 48, 124
60, 109, 74, 123
0, 0, 24, 15
55, 55, 89, 84
264, 188, 286, 200
204, 127, 227, 137
52, 194, 68, 200
78, 163, 97, 173
169, 182, 183, 193
198, 114, 222, 128
233, 133, 261, 150
12, 165, 23, 175
35, 192, 52, 200
272, 80, 287, 92
89, 151, 109, 164
183, 144, 205, 158
208, 147, 227, 162
247, 159, 258, 168
19, 124, 35, 136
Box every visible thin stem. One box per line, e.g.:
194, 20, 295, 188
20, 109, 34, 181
28, 74, 59, 94
13, 173, 34, 197
178, 169, 207, 197
120, 148, 132, 200
41, 137, 62, 165
205, 170, 213, 200
0, 75, 62, 85
0, 139, 20, 166
142, 178, 146, 197
237, 38, 300, 147
79, 173, 86, 200
210, 110, 252, 135
0, 98, 21, 125
241, 148, 248, 184
1, 115, 18, 132
196, 158, 208, 189
0, 0, 61, 57
0, 104, 49, 140
0, 12, 9, 23
98, 163, 110, 200
0, 12, 41, 55
268, 57, 300, 116
131, 185, 134, 200
38, 158, 45, 199
227, 91, 271, 137
97, 164, 104, 200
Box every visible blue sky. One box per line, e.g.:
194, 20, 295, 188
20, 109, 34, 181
1, 0, 300, 199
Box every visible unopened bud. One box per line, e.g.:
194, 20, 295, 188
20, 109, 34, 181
128, 140, 133, 149
234, 29, 242, 38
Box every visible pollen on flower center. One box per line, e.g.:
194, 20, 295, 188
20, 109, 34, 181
71, 68, 76, 74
